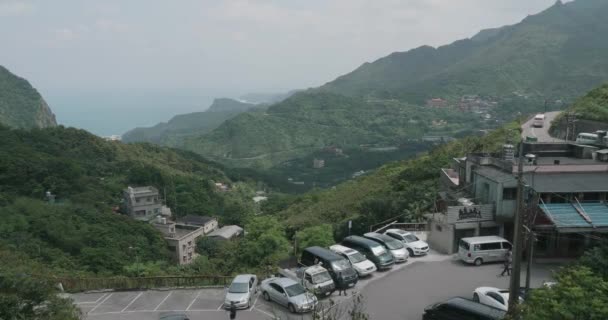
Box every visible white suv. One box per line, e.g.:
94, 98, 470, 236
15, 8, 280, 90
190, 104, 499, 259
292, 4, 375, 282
384, 229, 429, 256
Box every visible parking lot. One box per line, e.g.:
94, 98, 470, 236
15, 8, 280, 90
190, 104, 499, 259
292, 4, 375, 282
73, 251, 558, 320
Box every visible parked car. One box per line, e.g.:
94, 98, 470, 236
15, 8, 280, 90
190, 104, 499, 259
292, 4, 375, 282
329, 244, 377, 277
473, 287, 524, 311
423, 297, 506, 320
342, 236, 395, 270
224, 274, 258, 309
279, 265, 335, 297
260, 277, 318, 313
300, 246, 358, 288
363, 232, 409, 262
458, 236, 512, 266
383, 229, 430, 256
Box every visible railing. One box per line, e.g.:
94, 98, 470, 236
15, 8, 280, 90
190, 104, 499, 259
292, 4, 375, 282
55, 275, 234, 293
372, 222, 428, 234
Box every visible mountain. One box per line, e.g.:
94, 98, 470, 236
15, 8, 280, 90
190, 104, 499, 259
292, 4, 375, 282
239, 90, 299, 104
0, 125, 254, 275
563, 83, 608, 122
0, 65, 57, 129
320, 0, 608, 104
122, 98, 258, 144
180, 91, 482, 168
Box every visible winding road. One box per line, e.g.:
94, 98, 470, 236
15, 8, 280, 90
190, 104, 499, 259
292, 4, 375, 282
521, 111, 564, 143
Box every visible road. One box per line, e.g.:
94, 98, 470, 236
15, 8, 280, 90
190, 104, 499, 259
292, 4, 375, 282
72, 253, 558, 320
521, 111, 564, 143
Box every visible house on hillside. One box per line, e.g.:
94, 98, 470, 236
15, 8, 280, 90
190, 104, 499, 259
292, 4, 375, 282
208, 225, 244, 241
176, 215, 218, 235
152, 216, 206, 265
428, 142, 608, 257
122, 186, 171, 221
426, 98, 448, 108
313, 159, 325, 169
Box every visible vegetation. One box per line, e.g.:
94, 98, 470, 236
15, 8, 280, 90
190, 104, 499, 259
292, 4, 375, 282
320, 0, 608, 105
520, 240, 608, 319
184, 91, 486, 168
0, 65, 57, 129
122, 98, 260, 145
560, 83, 608, 122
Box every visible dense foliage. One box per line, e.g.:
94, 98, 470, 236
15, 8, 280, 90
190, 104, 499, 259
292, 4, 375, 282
122, 98, 259, 144
0, 65, 56, 129
185, 91, 486, 168
321, 0, 608, 105
0, 125, 255, 275
561, 83, 608, 122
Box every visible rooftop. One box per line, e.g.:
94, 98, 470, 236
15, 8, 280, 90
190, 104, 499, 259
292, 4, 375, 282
177, 215, 216, 226
539, 202, 608, 231
125, 186, 159, 195
208, 225, 243, 239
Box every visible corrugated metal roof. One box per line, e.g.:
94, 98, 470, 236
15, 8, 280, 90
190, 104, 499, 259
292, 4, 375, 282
540, 202, 608, 229
524, 172, 608, 193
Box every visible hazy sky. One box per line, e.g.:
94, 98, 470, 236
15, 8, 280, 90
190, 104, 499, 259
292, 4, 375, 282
0, 0, 563, 98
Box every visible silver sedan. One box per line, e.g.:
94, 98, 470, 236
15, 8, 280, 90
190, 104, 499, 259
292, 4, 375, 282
260, 277, 318, 313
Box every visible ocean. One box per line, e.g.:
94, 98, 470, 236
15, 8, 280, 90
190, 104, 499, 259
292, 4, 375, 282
45, 91, 217, 137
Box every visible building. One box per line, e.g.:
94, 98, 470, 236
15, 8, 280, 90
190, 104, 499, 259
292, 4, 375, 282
426, 98, 448, 108
122, 186, 171, 221
208, 225, 244, 240
176, 215, 218, 235
152, 216, 206, 265
429, 142, 608, 256
313, 159, 325, 169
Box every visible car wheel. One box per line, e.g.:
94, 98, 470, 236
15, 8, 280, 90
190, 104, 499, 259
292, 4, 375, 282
407, 248, 414, 257
263, 291, 270, 301
473, 293, 480, 302
474, 258, 483, 266
288, 303, 297, 313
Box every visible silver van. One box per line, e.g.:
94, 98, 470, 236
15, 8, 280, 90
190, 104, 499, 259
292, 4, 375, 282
458, 236, 512, 266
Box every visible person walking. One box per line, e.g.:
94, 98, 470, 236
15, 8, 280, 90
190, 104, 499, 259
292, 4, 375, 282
336, 272, 347, 296
500, 249, 513, 277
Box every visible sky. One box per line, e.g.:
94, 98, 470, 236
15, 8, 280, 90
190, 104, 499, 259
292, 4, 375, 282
0, 0, 564, 134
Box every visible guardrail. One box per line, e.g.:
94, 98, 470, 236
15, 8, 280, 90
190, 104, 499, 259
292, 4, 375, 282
56, 275, 234, 293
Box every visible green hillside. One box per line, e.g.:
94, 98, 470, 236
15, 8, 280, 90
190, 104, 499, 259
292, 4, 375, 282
122, 98, 258, 144
0, 65, 57, 129
564, 83, 608, 122
321, 0, 608, 104
181, 92, 483, 168
0, 125, 255, 276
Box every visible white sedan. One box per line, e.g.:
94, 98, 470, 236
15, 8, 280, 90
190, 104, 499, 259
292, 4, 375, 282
473, 287, 524, 311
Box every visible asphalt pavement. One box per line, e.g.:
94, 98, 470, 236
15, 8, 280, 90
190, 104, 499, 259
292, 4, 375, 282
521, 111, 564, 143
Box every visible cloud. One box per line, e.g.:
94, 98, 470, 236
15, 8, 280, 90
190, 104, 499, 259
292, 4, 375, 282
0, 0, 34, 17
95, 18, 129, 33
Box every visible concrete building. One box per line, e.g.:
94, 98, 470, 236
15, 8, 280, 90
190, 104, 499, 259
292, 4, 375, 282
313, 159, 325, 169
429, 142, 608, 256
208, 225, 244, 240
176, 215, 218, 235
122, 186, 171, 221
152, 216, 207, 265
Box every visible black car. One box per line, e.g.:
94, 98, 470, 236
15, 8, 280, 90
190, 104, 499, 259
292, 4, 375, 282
423, 297, 506, 320
300, 246, 358, 288
342, 236, 395, 270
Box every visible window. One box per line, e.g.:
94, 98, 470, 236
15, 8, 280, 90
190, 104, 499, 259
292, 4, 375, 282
147, 197, 151, 202
502, 242, 512, 250
436, 224, 443, 232
305, 274, 312, 283
387, 232, 402, 241
503, 188, 517, 200
480, 242, 502, 250
459, 240, 470, 250
487, 292, 505, 305
135, 198, 140, 203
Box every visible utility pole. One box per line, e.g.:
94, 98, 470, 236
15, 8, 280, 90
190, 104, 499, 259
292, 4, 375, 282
525, 193, 540, 292
508, 141, 525, 315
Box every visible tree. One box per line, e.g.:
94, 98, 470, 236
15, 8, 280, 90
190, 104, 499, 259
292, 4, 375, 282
296, 224, 335, 253
241, 216, 290, 266
578, 240, 608, 279
519, 266, 608, 320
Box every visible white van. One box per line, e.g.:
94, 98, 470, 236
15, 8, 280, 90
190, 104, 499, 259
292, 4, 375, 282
458, 236, 512, 266
532, 114, 545, 128
329, 244, 377, 277
576, 133, 599, 145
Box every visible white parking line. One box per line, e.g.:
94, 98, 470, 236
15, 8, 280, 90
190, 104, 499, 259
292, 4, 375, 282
185, 290, 201, 311
154, 292, 172, 311
248, 294, 260, 311
88, 293, 112, 314
76, 293, 107, 305
253, 307, 275, 318
121, 292, 143, 312
217, 302, 224, 311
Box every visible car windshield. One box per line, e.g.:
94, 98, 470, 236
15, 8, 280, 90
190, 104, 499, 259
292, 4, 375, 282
459, 240, 470, 250
404, 234, 419, 242
371, 246, 387, 256
384, 239, 404, 250
311, 272, 332, 284
285, 284, 306, 297
348, 252, 366, 264
331, 259, 351, 271
228, 282, 248, 294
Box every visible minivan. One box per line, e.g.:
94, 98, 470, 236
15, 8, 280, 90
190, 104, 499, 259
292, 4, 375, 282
342, 236, 394, 270
363, 232, 408, 262
329, 244, 377, 277
423, 297, 506, 320
458, 236, 512, 266
300, 246, 358, 288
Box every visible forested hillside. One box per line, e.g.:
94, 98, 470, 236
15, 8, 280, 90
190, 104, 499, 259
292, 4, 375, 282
321, 0, 608, 104
0, 65, 56, 129
182, 91, 483, 168
562, 83, 608, 122
122, 98, 259, 144
0, 125, 256, 276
